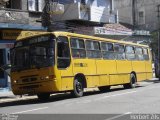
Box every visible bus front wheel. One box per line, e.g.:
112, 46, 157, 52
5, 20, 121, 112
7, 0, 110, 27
37, 93, 50, 101
124, 73, 137, 89
71, 78, 84, 97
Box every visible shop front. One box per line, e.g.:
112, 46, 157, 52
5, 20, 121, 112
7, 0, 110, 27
0, 40, 14, 90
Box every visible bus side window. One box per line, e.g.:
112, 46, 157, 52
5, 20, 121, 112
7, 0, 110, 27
101, 42, 114, 60
86, 40, 101, 58
114, 44, 125, 60
135, 47, 144, 60
57, 36, 71, 69
143, 48, 149, 60
125, 46, 135, 60
70, 38, 86, 58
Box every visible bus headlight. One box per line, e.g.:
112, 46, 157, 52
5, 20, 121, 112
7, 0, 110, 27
14, 80, 18, 84
45, 76, 49, 79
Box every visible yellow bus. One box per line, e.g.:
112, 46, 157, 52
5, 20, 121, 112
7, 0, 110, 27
10, 31, 153, 100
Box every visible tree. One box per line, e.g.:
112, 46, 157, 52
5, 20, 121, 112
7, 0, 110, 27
150, 31, 158, 59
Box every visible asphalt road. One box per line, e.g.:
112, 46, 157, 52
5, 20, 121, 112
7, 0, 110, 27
0, 78, 160, 120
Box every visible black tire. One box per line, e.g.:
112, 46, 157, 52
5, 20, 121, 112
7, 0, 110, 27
98, 86, 110, 92
37, 93, 50, 101
71, 78, 84, 97
155, 69, 160, 78
124, 73, 137, 89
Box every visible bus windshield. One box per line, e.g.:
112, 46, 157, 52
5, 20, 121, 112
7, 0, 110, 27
11, 35, 55, 71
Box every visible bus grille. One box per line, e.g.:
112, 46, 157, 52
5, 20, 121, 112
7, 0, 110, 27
22, 77, 37, 83
19, 85, 40, 89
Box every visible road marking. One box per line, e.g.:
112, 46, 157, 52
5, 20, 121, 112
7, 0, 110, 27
95, 91, 137, 101
54, 91, 137, 106
105, 112, 132, 120
11, 107, 48, 114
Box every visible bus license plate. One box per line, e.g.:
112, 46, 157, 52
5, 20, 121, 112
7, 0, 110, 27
25, 89, 35, 94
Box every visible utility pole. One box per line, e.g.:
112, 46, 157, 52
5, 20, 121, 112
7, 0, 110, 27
157, 5, 160, 80
132, 0, 136, 29
41, 0, 64, 32
42, 0, 52, 31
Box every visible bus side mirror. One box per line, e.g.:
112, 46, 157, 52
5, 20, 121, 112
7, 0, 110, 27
7, 50, 10, 61
0, 64, 12, 77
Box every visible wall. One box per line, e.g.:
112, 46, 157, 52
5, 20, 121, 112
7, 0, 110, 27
114, 0, 133, 25
135, 0, 160, 31
0, 0, 44, 27
114, 0, 160, 31
51, 0, 115, 23
11, 0, 22, 9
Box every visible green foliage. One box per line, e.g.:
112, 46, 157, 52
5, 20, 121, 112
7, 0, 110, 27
151, 32, 158, 56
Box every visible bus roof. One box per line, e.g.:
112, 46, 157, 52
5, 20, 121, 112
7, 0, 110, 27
53, 31, 149, 48
16, 31, 149, 48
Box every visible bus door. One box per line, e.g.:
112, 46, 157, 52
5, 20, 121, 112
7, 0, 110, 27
57, 36, 73, 91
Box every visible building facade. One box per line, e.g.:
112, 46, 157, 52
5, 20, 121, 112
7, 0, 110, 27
50, 0, 117, 34
52, 0, 115, 23
113, 0, 160, 44
114, 0, 160, 31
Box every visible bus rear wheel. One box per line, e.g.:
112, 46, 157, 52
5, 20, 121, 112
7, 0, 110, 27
71, 78, 84, 97
37, 93, 50, 101
123, 73, 136, 89
98, 86, 110, 92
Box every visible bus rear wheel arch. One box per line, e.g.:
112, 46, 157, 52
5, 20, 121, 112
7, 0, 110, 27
123, 72, 137, 89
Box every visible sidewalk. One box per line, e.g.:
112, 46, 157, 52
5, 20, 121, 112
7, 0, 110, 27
0, 90, 36, 103
0, 90, 16, 99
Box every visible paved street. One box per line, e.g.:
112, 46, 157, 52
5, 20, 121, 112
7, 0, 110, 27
0, 78, 160, 116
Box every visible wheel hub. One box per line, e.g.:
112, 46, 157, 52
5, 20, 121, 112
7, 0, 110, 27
76, 82, 82, 93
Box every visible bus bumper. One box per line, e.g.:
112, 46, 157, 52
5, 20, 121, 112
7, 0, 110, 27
11, 80, 58, 95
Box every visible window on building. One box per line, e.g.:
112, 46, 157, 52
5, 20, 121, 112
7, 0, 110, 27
97, 0, 107, 7
71, 38, 86, 58
138, 11, 145, 25
10, 0, 21, 9
0, 0, 12, 9
58, 0, 74, 4
81, 0, 86, 5
6, 0, 11, 8
28, 0, 45, 12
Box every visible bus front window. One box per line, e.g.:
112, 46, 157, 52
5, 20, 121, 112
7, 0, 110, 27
30, 42, 54, 68
11, 35, 55, 71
